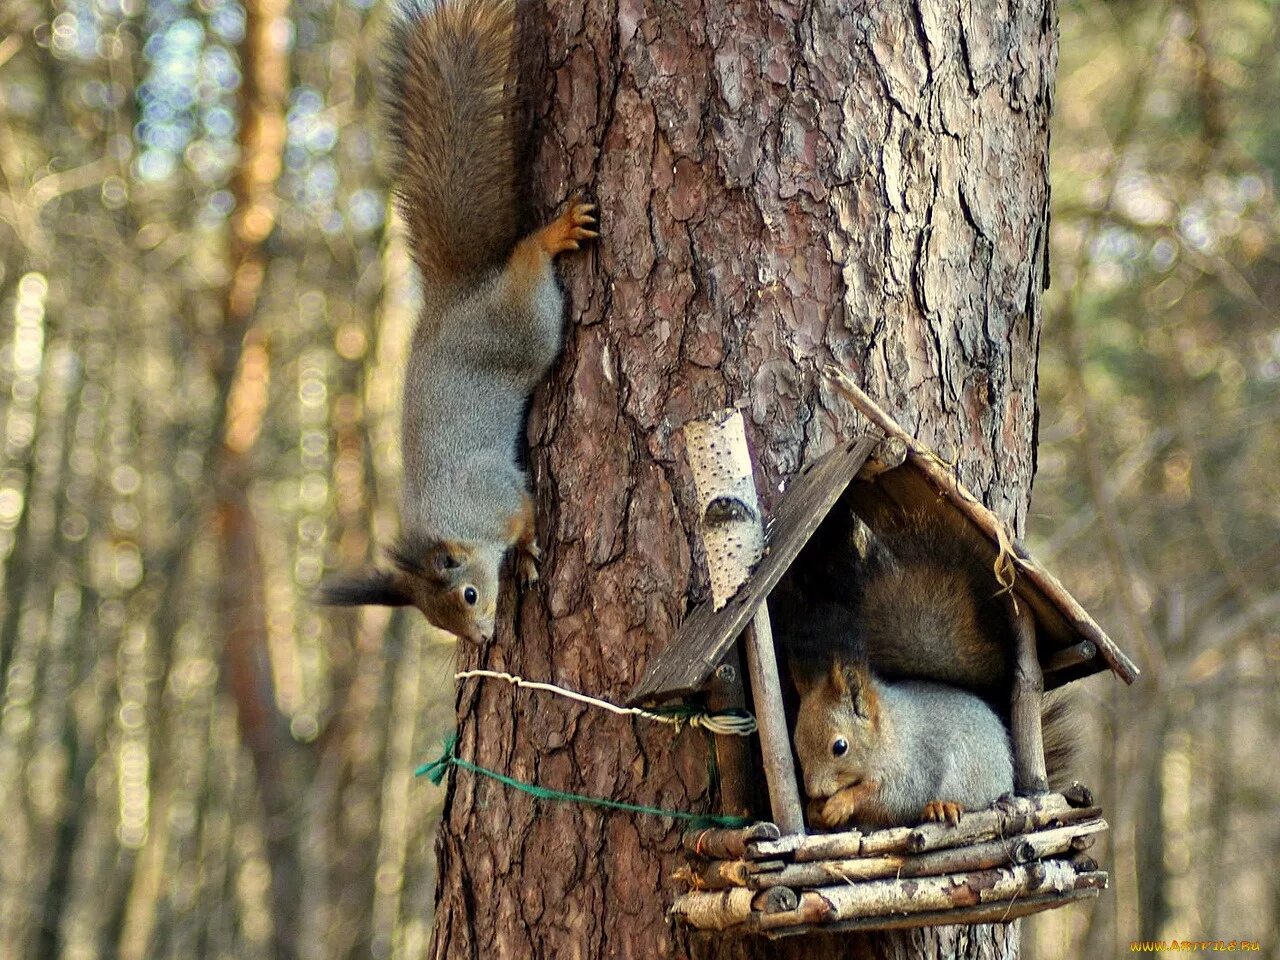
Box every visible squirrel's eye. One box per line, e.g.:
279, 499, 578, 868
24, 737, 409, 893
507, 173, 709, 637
463, 586, 478, 606
831, 737, 849, 758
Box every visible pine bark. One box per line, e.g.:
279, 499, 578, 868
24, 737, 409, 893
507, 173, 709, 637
428, 1, 1056, 958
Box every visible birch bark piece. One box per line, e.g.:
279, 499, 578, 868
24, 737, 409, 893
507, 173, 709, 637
684, 409, 765, 610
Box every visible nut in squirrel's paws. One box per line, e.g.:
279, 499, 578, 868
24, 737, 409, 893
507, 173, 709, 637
517, 540, 542, 586
921, 800, 964, 826
539, 202, 598, 256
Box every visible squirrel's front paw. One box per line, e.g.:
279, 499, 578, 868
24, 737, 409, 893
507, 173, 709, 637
538, 202, 598, 256
921, 800, 964, 826
517, 540, 541, 586
814, 792, 858, 830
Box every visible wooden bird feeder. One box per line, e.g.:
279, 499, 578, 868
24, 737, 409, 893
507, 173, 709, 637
629, 372, 1139, 938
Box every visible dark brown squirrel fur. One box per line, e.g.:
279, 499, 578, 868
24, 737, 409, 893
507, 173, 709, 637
774, 501, 1015, 707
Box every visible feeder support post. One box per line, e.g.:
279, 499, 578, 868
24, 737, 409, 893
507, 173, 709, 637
706, 651, 751, 817
743, 609, 805, 833
683, 410, 806, 835
1009, 597, 1050, 795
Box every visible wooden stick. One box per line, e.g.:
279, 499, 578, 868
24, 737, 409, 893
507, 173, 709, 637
673, 857, 787, 890
675, 869, 1106, 934
681, 822, 780, 861
1043, 640, 1097, 676
826, 367, 1139, 685
680, 409, 805, 835
754, 886, 799, 914
670, 886, 800, 929
1009, 597, 1049, 795
856, 435, 907, 479
683, 820, 1108, 891
669, 887, 754, 930
682, 409, 766, 610
1074, 870, 1109, 890
707, 651, 752, 817
759, 888, 1102, 938
744, 607, 805, 834
1070, 833, 1096, 853
752, 792, 1098, 861
672, 859, 753, 889
1062, 782, 1095, 808
1070, 852, 1099, 873
753, 860, 1080, 929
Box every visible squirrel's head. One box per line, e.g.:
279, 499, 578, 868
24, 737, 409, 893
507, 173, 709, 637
791, 659, 881, 801
317, 538, 502, 642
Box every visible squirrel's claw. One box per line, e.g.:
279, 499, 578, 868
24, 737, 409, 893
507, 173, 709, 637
566, 202, 598, 240
921, 800, 964, 827
535, 202, 599, 257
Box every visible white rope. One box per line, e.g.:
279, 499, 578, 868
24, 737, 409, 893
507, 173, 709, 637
455, 669, 758, 736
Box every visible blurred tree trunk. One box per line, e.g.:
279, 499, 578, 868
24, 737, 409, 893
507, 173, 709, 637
1135, 711, 1170, 942
214, 0, 294, 954
429, 1, 1055, 959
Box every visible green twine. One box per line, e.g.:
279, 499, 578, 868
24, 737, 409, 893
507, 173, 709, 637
416, 733, 752, 829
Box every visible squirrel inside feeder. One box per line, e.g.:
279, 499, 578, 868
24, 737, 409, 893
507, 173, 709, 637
773, 508, 1073, 831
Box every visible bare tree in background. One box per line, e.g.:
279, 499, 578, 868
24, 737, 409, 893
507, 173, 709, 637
429, 2, 1056, 958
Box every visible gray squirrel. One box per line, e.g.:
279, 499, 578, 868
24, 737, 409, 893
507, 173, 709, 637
319, 0, 596, 640
791, 658, 1013, 829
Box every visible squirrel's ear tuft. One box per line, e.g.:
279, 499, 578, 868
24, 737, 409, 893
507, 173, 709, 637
832, 660, 875, 717
419, 540, 470, 582
389, 535, 468, 585
829, 660, 853, 697
316, 568, 412, 608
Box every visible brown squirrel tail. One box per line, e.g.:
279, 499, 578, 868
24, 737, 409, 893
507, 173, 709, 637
386, 0, 518, 290
854, 506, 1015, 704
1042, 693, 1078, 790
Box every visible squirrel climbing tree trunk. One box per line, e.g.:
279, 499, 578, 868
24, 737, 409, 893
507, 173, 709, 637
428, 2, 1055, 959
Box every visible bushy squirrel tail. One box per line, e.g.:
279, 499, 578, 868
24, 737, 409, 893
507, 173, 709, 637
385, 0, 518, 290
1042, 693, 1078, 790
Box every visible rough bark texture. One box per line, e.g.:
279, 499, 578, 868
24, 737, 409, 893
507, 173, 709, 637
428, 0, 1056, 958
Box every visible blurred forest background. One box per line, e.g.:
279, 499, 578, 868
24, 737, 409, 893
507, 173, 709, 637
0, 0, 1275, 958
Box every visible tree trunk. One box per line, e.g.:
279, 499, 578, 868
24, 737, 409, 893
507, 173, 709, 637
428, 1, 1056, 958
